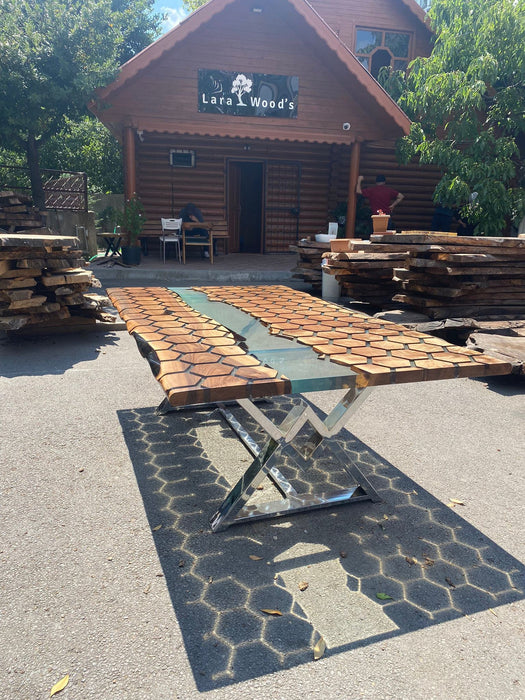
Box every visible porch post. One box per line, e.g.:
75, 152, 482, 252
346, 141, 361, 237
123, 126, 136, 200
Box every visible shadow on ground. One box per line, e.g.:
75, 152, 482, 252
0, 331, 120, 377
474, 373, 525, 397
118, 397, 524, 691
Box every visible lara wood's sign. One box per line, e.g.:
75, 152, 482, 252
198, 69, 298, 118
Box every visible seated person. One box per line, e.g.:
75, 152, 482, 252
179, 203, 213, 258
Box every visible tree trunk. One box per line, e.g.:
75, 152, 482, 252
26, 135, 46, 210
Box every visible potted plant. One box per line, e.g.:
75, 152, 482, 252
117, 194, 146, 265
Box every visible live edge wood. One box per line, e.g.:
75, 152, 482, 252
107, 286, 511, 407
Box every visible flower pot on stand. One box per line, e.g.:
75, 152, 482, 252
371, 214, 390, 233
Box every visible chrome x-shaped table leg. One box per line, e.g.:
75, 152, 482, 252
210, 385, 380, 532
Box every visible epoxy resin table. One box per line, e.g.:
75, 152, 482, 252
108, 286, 511, 531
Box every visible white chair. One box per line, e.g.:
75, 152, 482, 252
160, 218, 182, 263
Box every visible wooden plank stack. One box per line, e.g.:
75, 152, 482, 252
0, 231, 111, 332
289, 238, 330, 290
376, 233, 525, 319
0, 190, 44, 231
322, 240, 406, 304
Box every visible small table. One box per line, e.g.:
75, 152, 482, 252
107, 285, 511, 532
97, 232, 122, 257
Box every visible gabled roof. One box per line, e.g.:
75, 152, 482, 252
92, 0, 411, 135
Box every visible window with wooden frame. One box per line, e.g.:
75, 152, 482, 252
355, 28, 412, 79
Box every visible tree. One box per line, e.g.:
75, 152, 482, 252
0, 0, 162, 208
396, 0, 525, 235
182, 0, 208, 12
41, 117, 123, 194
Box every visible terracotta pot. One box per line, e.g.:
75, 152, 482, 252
371, 215, 389, 233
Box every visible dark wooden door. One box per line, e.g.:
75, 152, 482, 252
227, 160, 264, 253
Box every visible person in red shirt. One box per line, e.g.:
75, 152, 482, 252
356, 175, 404, 223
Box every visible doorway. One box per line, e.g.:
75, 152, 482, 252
227, 161, 264, 253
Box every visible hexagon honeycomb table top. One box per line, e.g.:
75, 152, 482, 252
107, 285, 511, 407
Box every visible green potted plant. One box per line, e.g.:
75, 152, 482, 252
117, 194, 146, 265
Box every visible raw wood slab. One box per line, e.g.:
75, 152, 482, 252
372, 234, 525, 248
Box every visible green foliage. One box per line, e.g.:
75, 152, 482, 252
182, 0, 208, 12
0, 0, 161, 202
95, 205, 120, 232
377, 67, 407, 103
396, 0, 525, 235
330, 197, 373, 239
40, 117, 123, 193
117, 194, 146, 245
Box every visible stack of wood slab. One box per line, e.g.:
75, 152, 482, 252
322, 240, 406, 304
289, 238, 330, 290
374, 233, 525, 320
0, 230, 111, 332
0, 190, 44, 231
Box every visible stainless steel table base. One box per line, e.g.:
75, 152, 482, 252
210, 386, 380, 532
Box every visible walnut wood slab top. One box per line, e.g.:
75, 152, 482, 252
107, 285, 511, 407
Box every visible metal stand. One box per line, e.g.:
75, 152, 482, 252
209, 385, 380, 532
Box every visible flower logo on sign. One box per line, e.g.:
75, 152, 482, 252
231, 73, 252, 106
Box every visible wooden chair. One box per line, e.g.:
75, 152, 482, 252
181, 221, 214, 263
160, 218, 182, 263
210, 220, 230, 256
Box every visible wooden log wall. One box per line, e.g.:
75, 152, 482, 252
136, 134, 335, 245
136, 135, 441, 251
334, 142, 441, 234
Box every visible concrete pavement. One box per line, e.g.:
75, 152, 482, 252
1, 277, 524, 699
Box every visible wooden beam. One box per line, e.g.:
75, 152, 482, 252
346, 141, 360, 236
123, 126, 136, 200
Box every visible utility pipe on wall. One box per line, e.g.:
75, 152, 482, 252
346, 141, 361, 237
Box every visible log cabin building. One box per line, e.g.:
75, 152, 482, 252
90, 0, 438, 253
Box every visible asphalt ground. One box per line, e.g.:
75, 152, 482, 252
1, 278, 524, 700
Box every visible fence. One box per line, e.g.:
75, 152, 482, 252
0, 165, 88, 211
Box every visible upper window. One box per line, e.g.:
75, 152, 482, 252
355, 28, 411, 79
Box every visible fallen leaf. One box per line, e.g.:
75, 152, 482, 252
152, 524, 162, 531
447, 498, 466, 507
405, 556, 417, 566
339, 551, 347, 558
261, 609, 282, 616
249, 555, 263, 561
383, 514, 389, 520
143, 583, 151, 594
313, 637, 326, 660
489, 608, 498, 617
445, 577, 456, 588
178, 559, 185, 568
50, 674, 69, 697
376, 592, 393, 600
298, 581, 309, 591
424, 557, 435, 567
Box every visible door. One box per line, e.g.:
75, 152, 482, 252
227, 161, 264, 253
